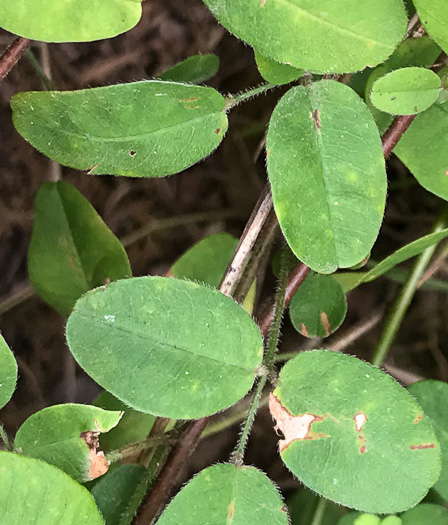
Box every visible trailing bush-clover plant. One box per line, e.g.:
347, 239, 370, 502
2, 1, 448, 524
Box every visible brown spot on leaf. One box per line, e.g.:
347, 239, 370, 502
266, 149, 271, 157
185, 105, 200, 110
269, 393, 327, 452
312, 109, 321, 130
215, 128, 221, 134
81, 428, 109, 480
300, 323, 310, 337
360, 445, 366, 453
409, 443, 436, 450
165, 269, 173, 278
260, 0, 267, 6
280, 505, 288, 513
228, 501, 235, 520
413, 414, 423, 424
320, 312, 331, 336
445, 170, 448, 176
183, 97, 199, 102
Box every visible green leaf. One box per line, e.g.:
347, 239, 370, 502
28, 181, 132, 316
340, 516, 402, 525
287, 487, 345, 524
91, 464, 146, 525
254, 51, 303, 85
157, 463, 289, 524
370, 67, 441, 115
289, 274, 347, 338
159, 54, 220, 84
0, 334, 17, 410
365, 36, 441, 132
408, 381, 448, 502
270, 350, 441, 513
394, 101, 448, 201
93, 391, 155, 453
333, 228, 448, 291
0, 0, 142, 42
171, 233, 238, 288
266, 81, 386, 273
400, 503, 448, 524
203, 0, 407, 73
0, 451, 104, 524
14, 404, 122, 482
11, 81, 228, 178
66, 276, 263, 419
413, 0, 448, 56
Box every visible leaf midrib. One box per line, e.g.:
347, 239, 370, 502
73, 310, 257, 373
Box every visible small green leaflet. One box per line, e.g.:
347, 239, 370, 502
270, 351, 441, 513
400, 503, 448, 525
157, 463, 289, 524
11, 81, 228, 178
370, 67, 441, 115
289, 274, 347, 338
0, 0, 142, 42
66, 276, 263, 419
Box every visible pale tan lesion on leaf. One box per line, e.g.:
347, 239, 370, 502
269, 393, 328, 452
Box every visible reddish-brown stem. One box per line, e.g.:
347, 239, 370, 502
0, 37, 31, 82
135, 419, 208, 524
258, 263, 311, 337
381, 114, 416, 159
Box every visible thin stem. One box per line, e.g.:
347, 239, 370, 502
0, 422, 12, 451
382, 114, 417, 158
25, 48, 55, 90
232, 251, 289, 464
106, 436, 165, 464
219, 184, 273, 297
371, 208, 448, 367
258, 262, 311, 337
226, 83, 276, 109
310, 497, 329, 525
0, 36, 31, 82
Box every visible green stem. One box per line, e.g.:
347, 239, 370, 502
226, 83, 276, 110
232, 250, 288, 464
25, 49, 55, 90
310, 497, 329, 525
371, 207, 448, 367
106, 436, 165, 464
0, 422, 12, 451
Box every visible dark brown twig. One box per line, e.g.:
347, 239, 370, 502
0, 37, 31, 82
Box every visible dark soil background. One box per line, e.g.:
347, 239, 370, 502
1, 0, 447, 498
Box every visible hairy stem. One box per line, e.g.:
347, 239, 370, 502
232, 251, 288, 464
226, 83, 276, 109
0, 36, 31, 82
0, 422, 12, 451
371, 208, 448, 367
